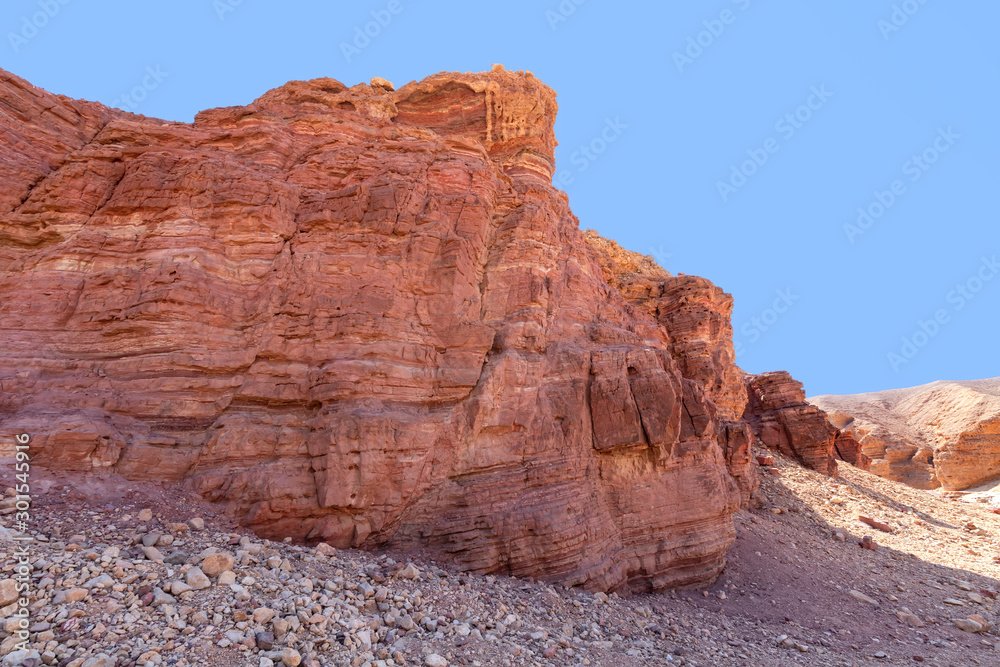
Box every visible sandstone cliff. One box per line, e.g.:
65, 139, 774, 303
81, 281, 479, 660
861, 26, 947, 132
0, 66, 833, 592
810, 378, 1000, 491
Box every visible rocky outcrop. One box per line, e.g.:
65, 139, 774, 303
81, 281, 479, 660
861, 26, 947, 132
811, 379, 1000, 491
0, 65, 772, 593
581, 231, 756, 504
743, 372, 838, 476
834, 432, 871, 471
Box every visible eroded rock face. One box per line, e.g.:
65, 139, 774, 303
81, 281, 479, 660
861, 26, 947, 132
811, 379, 1000, 491
1, 66, 761, 592
743, 372, 838, 477
583, 231, 756, 503
834, 432, 872, 471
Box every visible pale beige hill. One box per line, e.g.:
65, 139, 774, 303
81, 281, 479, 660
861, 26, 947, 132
810, 378, 1000, 490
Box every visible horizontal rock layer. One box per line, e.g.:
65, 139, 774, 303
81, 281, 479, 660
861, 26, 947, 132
0, 66, 797, 592
743, 372, 838, 477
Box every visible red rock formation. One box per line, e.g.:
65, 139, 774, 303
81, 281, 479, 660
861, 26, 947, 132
581, 232, 757, 504
0, 66, 767, 592
744, 372, 838, 476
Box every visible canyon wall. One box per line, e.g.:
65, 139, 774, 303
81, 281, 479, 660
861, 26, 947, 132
0, 66, 834, 591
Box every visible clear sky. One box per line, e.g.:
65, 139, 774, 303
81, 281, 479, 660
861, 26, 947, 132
2, 0, 997, 397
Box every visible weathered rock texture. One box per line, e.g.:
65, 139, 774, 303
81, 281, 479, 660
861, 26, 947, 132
743, 372, 838, 477
834, 432, 871, 471
0, 66, 783, 592
583, 231, 757, 503
811, 379, 1000, 491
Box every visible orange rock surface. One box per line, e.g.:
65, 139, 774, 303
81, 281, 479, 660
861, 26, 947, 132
0, 66, 833, 591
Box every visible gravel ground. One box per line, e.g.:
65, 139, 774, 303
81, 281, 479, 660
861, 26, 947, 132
1, 451, 999, 667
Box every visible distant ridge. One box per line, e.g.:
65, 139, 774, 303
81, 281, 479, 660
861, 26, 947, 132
810, 378, 1000, 490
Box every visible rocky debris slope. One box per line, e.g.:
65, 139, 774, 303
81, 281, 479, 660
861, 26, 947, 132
3, 453, 1000, 666
811, 378, 1000, 490
0, 65, 842, 593
724, 447, 1000, 666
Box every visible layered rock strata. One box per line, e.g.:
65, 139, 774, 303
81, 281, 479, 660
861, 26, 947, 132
0, 65, 824, 591
743, 372, 839, 477
582, 231, 757, 503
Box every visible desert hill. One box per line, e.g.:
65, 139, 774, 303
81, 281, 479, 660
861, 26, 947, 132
811, 378, 1000, 491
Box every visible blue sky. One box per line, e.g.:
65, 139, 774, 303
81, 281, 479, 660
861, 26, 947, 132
2, 0, 997, 396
